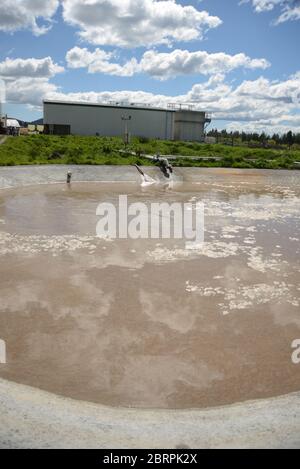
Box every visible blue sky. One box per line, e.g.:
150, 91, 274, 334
0, 0, 299, 133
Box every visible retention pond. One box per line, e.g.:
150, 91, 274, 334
0, 167, 299, 409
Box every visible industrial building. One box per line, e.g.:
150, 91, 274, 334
43, 100, 211, 142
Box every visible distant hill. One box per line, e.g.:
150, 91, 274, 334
30, 118, 43, 125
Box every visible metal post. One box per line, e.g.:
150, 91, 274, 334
121, 115, 132, 146
67, 171, 72, 184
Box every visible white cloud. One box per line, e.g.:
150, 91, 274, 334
225, 117, 300, 135
62, 0, 222, 48
0, 0, 59, 35
41, 72, 300, 132
241, 0, 300, 24
3, 56, 300, 134
66, 47, 270, 79
5, 78, 59, 107
240, 0, 283, 13
0, 57, 64, 79
233, 73, 300, 109
0, 56, 64, 108
276, 4, 300, 23
66, 47, 138, 77
139, 49, 270, 79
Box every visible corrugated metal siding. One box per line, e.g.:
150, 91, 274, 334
44, 102, 174, 140
44, 102, 208, 141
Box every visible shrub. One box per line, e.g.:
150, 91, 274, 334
102, 145, 111, 154
169, 145, 181, 155
48, 151, 62, 160
137, 136, 150, 144
29, 147, 39, 158
221, 155, 234, 167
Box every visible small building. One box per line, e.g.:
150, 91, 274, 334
0, 117, 21, 136
43, 100, 211, 142
204, 136, 217, 145
7, 119, 21, 135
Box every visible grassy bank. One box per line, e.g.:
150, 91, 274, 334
0, 135, 299, 169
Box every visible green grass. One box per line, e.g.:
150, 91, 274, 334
0, 134, 299, 169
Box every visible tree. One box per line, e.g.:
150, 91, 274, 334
286, 131, 294, 149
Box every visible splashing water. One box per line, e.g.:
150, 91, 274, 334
141, 173, 157, 186
134, 164, 173, 186
134, 165, 157, 186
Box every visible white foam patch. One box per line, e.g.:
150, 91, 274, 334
201, 195, 300, 223
244, 237, 256, 245
222, 225, 245, 234
231, 198, 300, 222
205, 201, 232, 217
247, 248, 287, 273
281, 189, 296, 198
222, 235, 236, 239
186, 281, 299, 315
147, 242, 240, 262
186, 282, 223, 296
0, 232, 98, 256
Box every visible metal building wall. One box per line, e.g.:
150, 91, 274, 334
44, 102, 174, 140
173, 111, 207, 142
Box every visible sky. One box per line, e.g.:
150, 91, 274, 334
0, 0, 299, 134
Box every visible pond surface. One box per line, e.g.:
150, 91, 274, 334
0, 168, 299, 409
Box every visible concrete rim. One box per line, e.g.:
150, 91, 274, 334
1, 378, 300, 449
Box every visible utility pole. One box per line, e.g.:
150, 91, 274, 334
121, 115, 132, 146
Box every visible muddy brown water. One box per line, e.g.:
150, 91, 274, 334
0, 168, 299, 409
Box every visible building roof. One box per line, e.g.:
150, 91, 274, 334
43, 100, 206, 115
43, 100, 175, 113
